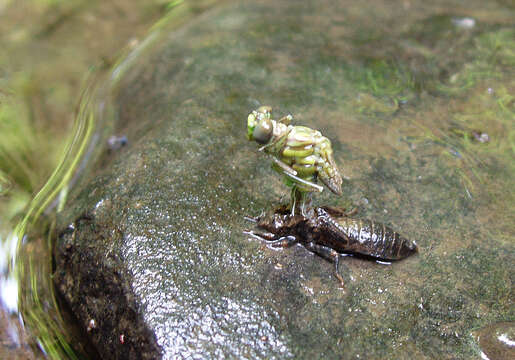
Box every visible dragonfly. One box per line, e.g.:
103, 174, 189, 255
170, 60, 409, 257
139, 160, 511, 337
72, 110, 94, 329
247, 106, 342, 215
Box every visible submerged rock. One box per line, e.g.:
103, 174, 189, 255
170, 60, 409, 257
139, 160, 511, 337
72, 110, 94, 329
54, 0, 514, 358
474, 322, 515, 360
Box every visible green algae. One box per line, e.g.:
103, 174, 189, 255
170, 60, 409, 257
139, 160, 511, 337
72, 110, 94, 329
347, 60, 415, 98
436, 29, 515, 95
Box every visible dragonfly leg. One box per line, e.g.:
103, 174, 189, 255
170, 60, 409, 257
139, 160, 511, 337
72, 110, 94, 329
290, 186, 297, 216
267, 235, 298, 248
258, 129, 291, 153
283, 171, 323, 193
273, 157, 297, 176
243, 210, 266, 224
304, 242, 345, 288
344, 207, 358, 217
244, 230, 298, 248
243, 230, 277, 241
277, 114, 293, 125
290, 187, 313, 217
321, 206, 358, 217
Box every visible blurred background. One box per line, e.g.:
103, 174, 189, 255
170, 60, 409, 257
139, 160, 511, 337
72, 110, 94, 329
0, 1, 184, 358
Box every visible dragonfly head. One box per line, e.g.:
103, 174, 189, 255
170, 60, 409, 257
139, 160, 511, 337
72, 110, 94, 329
247, 106, 273, 144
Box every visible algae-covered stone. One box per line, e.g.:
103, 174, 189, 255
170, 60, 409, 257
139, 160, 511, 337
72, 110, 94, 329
54, 0, 514, 358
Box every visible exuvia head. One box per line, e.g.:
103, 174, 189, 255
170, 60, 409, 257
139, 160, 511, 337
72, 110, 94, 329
247, 106, 273, 144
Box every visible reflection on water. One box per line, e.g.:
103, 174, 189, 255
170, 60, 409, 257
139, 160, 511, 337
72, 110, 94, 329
0, 76, 102, 358
0, 235, 17, 313
0, 2, 224, 358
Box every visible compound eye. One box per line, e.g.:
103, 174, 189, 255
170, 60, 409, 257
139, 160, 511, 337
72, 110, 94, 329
253, 118, 273, 144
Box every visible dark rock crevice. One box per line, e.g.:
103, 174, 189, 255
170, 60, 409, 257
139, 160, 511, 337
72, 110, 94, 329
54, 216, 162, 360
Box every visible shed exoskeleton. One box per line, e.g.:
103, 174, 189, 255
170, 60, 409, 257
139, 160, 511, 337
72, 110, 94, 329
245, 206, 418, 287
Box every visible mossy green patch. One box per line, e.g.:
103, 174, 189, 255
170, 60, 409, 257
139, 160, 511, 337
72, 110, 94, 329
436, 28, 515, 95
346, 59, 415, 99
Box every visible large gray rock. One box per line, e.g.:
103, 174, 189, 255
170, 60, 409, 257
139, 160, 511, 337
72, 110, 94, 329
54, 0, 514, 359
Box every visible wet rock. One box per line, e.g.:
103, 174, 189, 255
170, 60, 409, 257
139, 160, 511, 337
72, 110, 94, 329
474, 322, 515, 360
53, 0, 515, 359
452, 17, 476, 29
472, 131, 490, 143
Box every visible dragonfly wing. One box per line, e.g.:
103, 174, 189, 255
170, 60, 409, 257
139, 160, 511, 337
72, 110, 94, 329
318, 149, 343, 195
